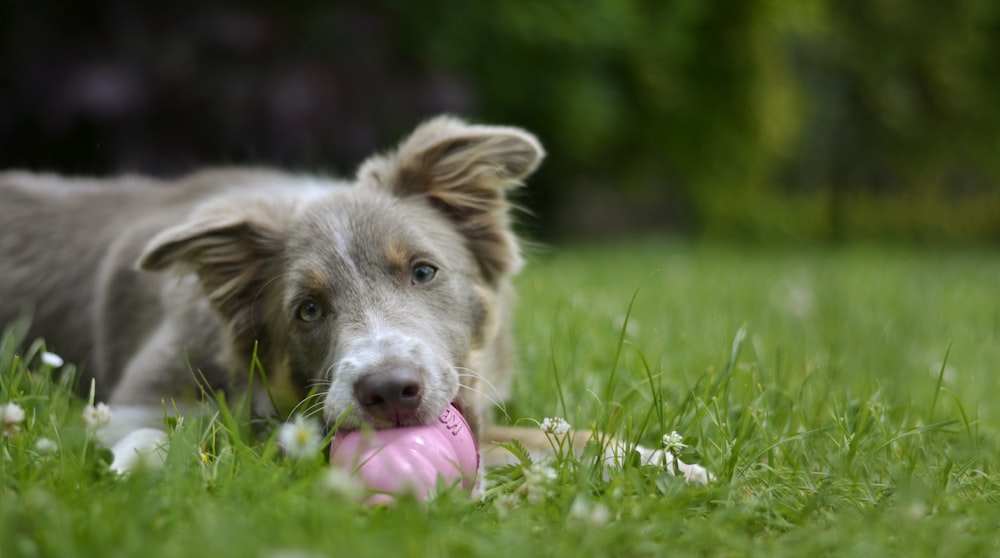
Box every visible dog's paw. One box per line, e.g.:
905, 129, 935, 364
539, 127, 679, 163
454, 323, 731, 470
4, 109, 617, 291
658, 450, 713, 485
108, 427, 169, 473
604, 444, 713, 485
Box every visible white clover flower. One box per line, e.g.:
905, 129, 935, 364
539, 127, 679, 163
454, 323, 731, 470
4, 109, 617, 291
569, 496, 612, 527
662, 431, 686, 455
522, 463, 558, 504
540, 417, 572, 436
1, 402, 26, 437
82, 402, 113, 431
41, 351, 64, 368
278, 415, 322, 460
35, 437, 58, 454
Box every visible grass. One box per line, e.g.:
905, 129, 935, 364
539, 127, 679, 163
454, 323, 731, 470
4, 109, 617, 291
3, 239, 1000, 557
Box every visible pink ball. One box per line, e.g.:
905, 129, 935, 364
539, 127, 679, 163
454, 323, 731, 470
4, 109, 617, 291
329, 405, 479, 504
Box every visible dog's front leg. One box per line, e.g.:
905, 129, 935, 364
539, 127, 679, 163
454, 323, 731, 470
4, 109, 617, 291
605, 442, 712, 484
99, 318, 203, 472
480, 425, 712, 484
100, 405, 171, 473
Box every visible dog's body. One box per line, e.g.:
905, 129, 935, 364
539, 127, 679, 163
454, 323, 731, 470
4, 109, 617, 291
1, 116, 708, 482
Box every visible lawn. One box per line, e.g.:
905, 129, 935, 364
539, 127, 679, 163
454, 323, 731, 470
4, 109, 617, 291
2, 239, 999, 557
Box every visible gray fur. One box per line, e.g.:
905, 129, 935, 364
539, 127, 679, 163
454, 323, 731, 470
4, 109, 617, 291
0, 116, 545, 443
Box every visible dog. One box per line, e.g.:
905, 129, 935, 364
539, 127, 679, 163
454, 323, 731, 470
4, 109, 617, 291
0, 116, 708, 483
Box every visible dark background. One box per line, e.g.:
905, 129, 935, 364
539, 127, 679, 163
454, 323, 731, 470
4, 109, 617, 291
3, 0, 999, 242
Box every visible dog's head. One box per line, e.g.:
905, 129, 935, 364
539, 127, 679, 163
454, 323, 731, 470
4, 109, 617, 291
137, 117, 543, 435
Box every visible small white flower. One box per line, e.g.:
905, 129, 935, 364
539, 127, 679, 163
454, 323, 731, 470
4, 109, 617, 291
611, 315, 641, 336
320, 468, 364, 500
1, 402, 25, 425
278, 416, 322, 460
522, 463, 558, 504
492, 492, 520, 518
540, 417, 571, 436
906, 500, 928, 520
662, 431, 686, 455
41, 351, 64, 368
524, 462, 557, 484
35, 437, 58, 454
1, 402, 26, 437
569, 496, 612, 527
82, 402, 113, 430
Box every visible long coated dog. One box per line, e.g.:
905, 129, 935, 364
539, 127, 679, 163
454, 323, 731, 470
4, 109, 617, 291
0, 116, 708, 482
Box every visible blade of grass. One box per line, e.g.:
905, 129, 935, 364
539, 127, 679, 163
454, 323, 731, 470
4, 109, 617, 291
929, 342, 952, 423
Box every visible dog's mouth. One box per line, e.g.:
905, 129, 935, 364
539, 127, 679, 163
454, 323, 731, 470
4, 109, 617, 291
450, 399, 468, 422
324, 398, 467, 435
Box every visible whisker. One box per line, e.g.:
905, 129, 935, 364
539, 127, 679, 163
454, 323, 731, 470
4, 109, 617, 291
288, 391, 326, 418
457, 381, 510, 422
305, 379, 332, 390
453, 366, 507, 404
302, 400, 327, 420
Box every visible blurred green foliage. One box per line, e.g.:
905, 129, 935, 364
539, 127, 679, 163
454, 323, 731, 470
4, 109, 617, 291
384, 0, 1000, 241
3, 1, 999, 241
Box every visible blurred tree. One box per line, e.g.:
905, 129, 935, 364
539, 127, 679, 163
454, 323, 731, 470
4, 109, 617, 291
1, 0, 998, 241
791, 0, 1000, 241
382, 0, 804, 236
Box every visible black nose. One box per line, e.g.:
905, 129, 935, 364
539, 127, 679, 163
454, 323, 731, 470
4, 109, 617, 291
354, 366, 423, 425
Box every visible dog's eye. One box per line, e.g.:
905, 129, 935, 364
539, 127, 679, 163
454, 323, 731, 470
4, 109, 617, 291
296, 299, 324, 322
411, 264, 437, 285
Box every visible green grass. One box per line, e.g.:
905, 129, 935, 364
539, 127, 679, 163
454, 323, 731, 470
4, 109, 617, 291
3, 239, 1000, 557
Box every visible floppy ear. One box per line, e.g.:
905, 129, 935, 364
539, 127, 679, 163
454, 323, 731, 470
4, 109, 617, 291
357, 116, 544, 282
138, 207, 285, 339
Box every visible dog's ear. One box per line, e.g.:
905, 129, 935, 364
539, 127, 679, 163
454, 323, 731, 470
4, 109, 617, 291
138, 207, 285, 338
358, 116, 545, 282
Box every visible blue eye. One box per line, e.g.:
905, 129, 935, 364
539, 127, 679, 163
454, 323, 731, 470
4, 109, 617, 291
411, 264, 437, 285
296, 299, 323, 322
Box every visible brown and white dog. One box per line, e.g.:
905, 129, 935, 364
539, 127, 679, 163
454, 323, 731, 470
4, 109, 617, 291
0, 116, 708, 482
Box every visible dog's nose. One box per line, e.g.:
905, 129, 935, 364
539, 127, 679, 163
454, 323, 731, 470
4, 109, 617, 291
354, 366, 423, 425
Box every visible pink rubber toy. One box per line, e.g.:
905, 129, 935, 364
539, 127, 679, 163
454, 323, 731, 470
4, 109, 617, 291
329, 404, 479, 504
